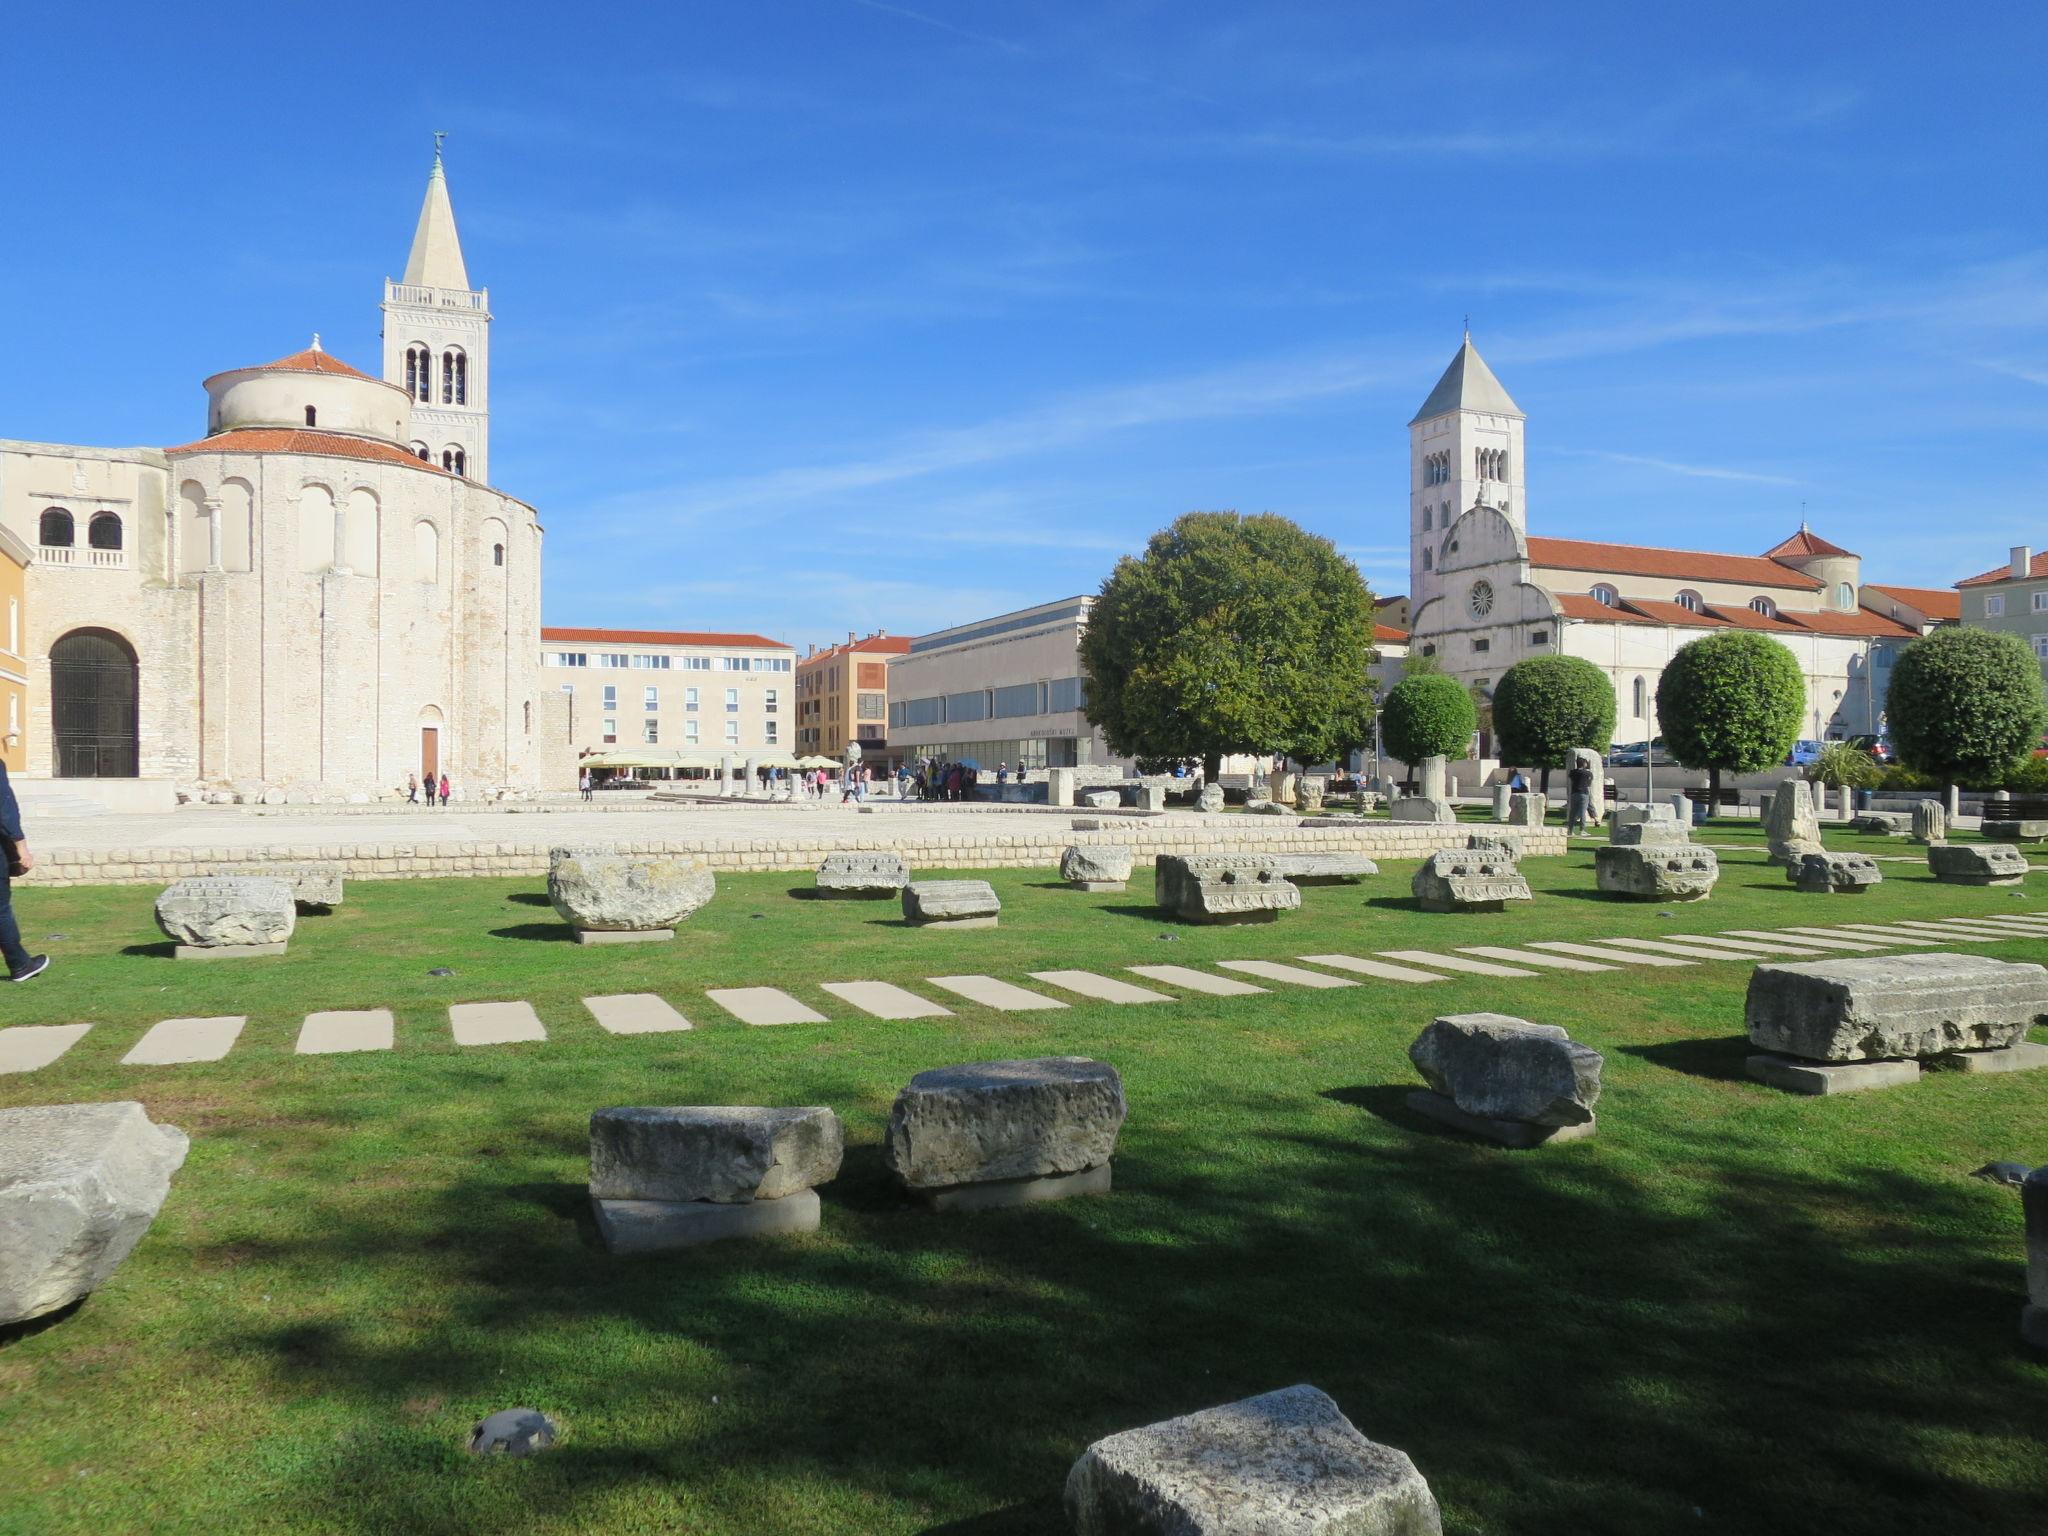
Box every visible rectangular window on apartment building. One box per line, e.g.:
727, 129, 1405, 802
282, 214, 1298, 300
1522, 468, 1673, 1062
725, 688, 739, 711
644, 686, 658, 711
858, 693, 885, 719
765, 688, 778, 713
544, 651, 588, 668
2034, 635, 2048, 661
602, 718, 617, 744
992, 683, 1036, 718
1988, 594, 2007, 616
601, 653, 629, 668
724, 719, 739, 744
766, 720, 779, 744
685, 687, 698, 710
644, 719, 659, 744
602, 685, 617, 709
1038, 680, 1050, 714
2033, 593, 2048, 613
685, 719, 699, 744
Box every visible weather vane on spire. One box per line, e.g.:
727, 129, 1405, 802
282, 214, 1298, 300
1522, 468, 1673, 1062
433, 129, 448, 160
1463, 313, 1470, 340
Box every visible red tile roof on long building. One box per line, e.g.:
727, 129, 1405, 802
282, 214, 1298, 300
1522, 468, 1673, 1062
1861, 583, 1961, 621
1553, 592, 1660, 623
1760, 527, 1855, 559
1551, 592, 1916, 639
164, 428, 453, 475
1958, 552, 2048, 587
800, 634, 914, 667
1527, 535, 1824, 590
542, 626, 790, 650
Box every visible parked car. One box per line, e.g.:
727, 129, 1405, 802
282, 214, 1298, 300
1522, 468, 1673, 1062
1785, 739, 1823, 767
1608, 738, 1673, 767
1846, 734, 1892, 763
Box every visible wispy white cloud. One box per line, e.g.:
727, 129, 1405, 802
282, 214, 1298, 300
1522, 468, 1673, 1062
1546, 448, 1801, 486
842, 0, 1028, 55
1979, 358, 2048, 387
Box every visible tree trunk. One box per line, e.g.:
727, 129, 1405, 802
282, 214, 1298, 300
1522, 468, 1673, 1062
1707, 764, 1721, 821
1202, 751, 1222, 786
1540, 765, 1552, 795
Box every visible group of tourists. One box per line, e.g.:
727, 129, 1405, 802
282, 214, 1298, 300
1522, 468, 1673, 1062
406, 772, 452, 807
911, 758, 980, 802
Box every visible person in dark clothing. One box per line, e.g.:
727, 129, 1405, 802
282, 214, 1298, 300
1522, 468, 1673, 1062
0, 762, 49, 981
1565, 759, 1594, 835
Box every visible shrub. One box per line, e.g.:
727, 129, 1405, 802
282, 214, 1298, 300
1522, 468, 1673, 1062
1805, 742, 1882, 790
1492, 656, 1616, 774
1656, 630, 1806, 802
1381, 673, 1476, 765
1886, 627, 2048, 790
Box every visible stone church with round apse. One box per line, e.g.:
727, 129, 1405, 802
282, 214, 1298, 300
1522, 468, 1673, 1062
0, 149, 565, 806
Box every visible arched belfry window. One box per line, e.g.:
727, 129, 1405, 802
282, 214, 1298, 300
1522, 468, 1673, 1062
442, 447, 466, 476
410, 441, 429, 461
304, 405, 317, 427
1422, 507, 1432, 531
39, 508, 74, 548
406, 345, 431, 401
88, 512, 122, 551
1675, 589, 1703, 614
492, 542, 505, 567
441, 349, 466, 405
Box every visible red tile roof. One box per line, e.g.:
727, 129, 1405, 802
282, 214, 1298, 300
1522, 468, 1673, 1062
1528, 535, 1824, 590
1372, 623, 1409, 644
1699, 603, 1804, 632
1958, 552, 2048, 587
1618, 597, 1727, 627
542, 627, 791, 650
1553, 593, 1659, 623
249, 347, 380, 381
1761, 527, 1854, 559
1776, 607, 1919, 639
1861, 584, 1960, 622
164, 428, 452, 475
799, 634, 914, 668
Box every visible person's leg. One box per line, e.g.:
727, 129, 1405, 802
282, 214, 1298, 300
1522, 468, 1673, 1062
0, 874, 32, 974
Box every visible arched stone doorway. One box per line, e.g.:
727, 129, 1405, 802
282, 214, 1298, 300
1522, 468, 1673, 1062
419, 705, 445, 785
51, 628, 140, 777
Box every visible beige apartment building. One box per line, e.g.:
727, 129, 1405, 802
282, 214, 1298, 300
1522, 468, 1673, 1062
796, 631, 909, 766
540, 627, 795, 761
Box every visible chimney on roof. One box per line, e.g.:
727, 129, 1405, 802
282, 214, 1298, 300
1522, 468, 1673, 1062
2014, 546, 2033, 580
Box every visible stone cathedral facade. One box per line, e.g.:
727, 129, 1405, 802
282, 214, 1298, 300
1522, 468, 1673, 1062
0, 150, 561, 805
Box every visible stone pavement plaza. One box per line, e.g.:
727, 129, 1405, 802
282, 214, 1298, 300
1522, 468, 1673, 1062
6, 911, 2044, 1077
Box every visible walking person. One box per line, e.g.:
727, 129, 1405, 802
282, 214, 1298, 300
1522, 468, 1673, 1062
579, 768, 593, 803
406, 772, 419, 805
1565, 756, 1593, 836
0, 760, 49, 982
438, 772, 451, 808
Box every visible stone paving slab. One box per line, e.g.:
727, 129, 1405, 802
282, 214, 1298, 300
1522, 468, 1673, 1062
1457, 945, 1618, 972
449, 1001, 547, 1045
926, 975, 1070, 1011
1804, 924, 1940, 945
1293, 953, 1447, 983
1882, 919, 2032, 940
1528, 940, 1695, 967
818, 981, 952, 1019
1638, 934, 1835, 957
0, 1023, 91, 1074
1126, 964, 1268, 996
124, 1015, 246, 1065
1596, 937, 1763, 962
1028, 970, 1175, 1004
1960, 914, 2048, 929
1721, 928, 1889, 951
583, 993, 694, 1034
296, 1009, 395, 1055
705, 987, 828, 1026
1218, 959, 1358, 989
1378, 949, 1538, 977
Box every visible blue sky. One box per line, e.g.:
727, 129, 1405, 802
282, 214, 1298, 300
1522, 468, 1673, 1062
6, 2, 2045, 646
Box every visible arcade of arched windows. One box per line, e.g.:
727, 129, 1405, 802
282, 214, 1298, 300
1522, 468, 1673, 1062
1474, 446, 1508, 481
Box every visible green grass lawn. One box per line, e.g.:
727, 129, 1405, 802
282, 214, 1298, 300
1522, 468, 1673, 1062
1, 839, 2045, 1535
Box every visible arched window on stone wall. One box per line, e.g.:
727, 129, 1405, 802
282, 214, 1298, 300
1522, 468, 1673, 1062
1591, 584, 1618, 606
442, 446, 466, 476
414, 520, 440, 584
298, 483, 336, 572
1750, 595, 1777, 618
410, 441, 430, 461
88, 511, 122, 551
1675, 589, 1703, 613
442, 348, 466, 405
344, 488, 379, 575
406, 345, 430, 401
1837, 581, 1854, 610
177, 481, 208, 574
1632, 675, 1647, 718
38, 508, 73, 548
304, 405, 317, 427
1422, 507, 1432, 531
218, 478, 254, 573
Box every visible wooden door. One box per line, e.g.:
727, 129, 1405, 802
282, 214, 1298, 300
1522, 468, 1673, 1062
421, 727, 440, 783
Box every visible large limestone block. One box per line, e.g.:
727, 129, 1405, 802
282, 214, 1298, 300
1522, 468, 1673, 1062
1155, 855, 1301, 924
1765, 778, 1824, 866
1270, 853, 1378, 885
1082, 790, 1122, 810
153, 876, 296, 948
208, 862, 343, 908
1269, 770, 1299, 806
1065, 1384, 1442, 1536
1508, 791, 1545, 828
903, 879, 1001, 927
1061, 844, 1134, 890
1852, 812, 1912, 837
1298, 778, 1326, 814
548, 849, 715, 931
1912, 800, 1947, 845
1409, 1014, 1602, 1127
1610, 803, 1688, 847
1462, 832, 1523, 861
884, 1057, 1125, 1191
1196, 783, 1225, 814
0, 1103, 190, 1326
1595, 844, 1719, 902
1411, 850, 1531, 913
1390, 796, 1457, 824
1983, 819, 2048, 844
1745, 953, 2048, 1062
588, 1106, 843, 1203
815, 851, 910, 898
1788, 851, 1881, 894
1928, 843, 2028, 886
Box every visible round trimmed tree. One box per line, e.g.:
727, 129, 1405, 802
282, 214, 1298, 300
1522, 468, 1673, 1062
1491, 655, 1616, 790
1381, 672, 1476, 771
1655, 630, 1805, 808
1886, 627, 2047, 792
1078, 511, 1377, 780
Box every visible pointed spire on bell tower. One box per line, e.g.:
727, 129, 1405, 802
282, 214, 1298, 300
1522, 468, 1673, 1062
402, 133, 470, 291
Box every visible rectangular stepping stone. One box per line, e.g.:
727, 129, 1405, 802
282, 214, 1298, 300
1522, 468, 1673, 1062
1377, 949, 1538, 978
926, 975, 1069, 1011
0, 1023, 91, 1075
1721, 928, 1890, 952
123, 1015, 245, 1065
1881, 919, 2029, 940
1126, 964, 1268, 996
1632, 934, 1834, 957
449, 1001, 546, 1046
1527, 941, 1695, 968
1596, 938, 1764, 962
1217, 960, 1358, 989
1294, 954, 1448, 983
1924, 916, 2048, 933
1804, 925, 1941, 945
584, 993, 694, 1034
705, 987, 827, 1026
296, 1009, 395, 1055
1458, 945, 1618, 973
1029, 970, 1175, 1004
1958, 914, 2048, 930
819, 981, 951, 1019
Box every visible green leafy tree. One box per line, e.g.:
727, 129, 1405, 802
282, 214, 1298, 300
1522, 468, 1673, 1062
1655, 630, 1805, 807
1079, 512, 1377, 780
1886, 627, 2048, 794
1805, 742, 1882, 791
1491, 655, 1616, 791
1381, 673, 1477, 768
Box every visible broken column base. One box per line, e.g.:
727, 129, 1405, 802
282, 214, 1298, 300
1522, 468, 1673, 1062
173, 942, 288, 960
1929, 1042, 2048, 1074
1405, 1090, 1596, 1148
593, 1188, 820, 1254
574, 928, 675, 946
916, 1163, 1112, 1213
1744, 1053, 1921, 1096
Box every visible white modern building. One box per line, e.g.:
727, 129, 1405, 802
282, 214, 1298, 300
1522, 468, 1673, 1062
1405, 334, 1942, 749
0, 147, 559, 806
539, 627, 795, 760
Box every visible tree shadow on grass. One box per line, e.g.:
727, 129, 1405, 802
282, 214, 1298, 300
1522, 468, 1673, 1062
1318, 1084, 1467, 1141
505, 892, 552, 908
488, 923, 576, 943
1623, 1036, 1754, 1083
919, 1499, 1066, 1534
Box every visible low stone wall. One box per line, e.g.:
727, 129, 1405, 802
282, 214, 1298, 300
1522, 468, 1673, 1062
31, 822, 1568, 888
